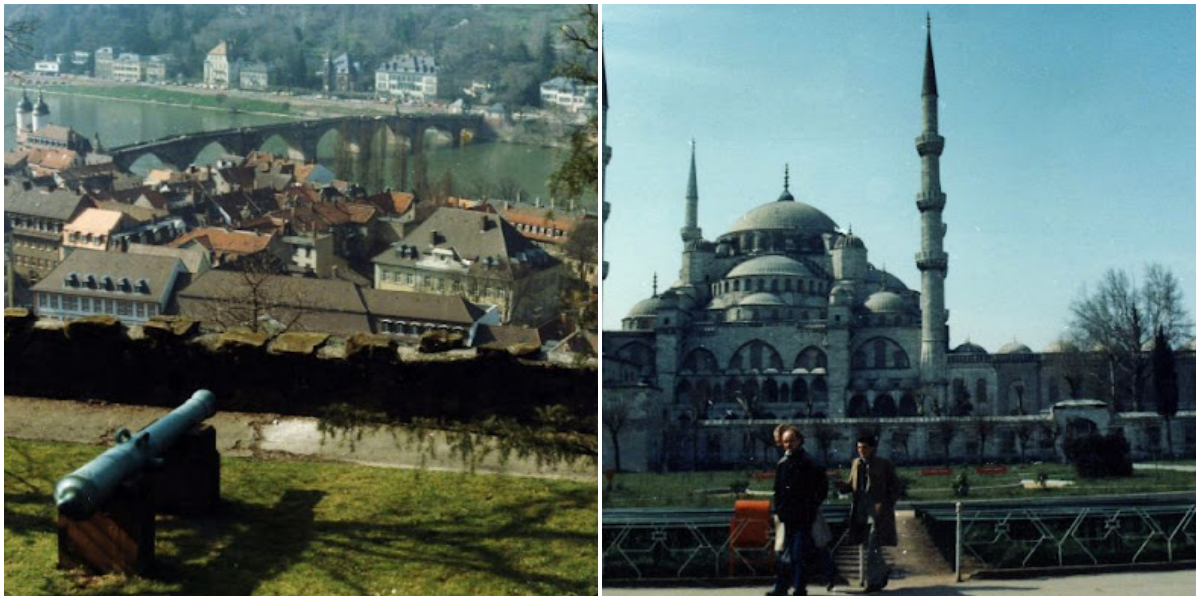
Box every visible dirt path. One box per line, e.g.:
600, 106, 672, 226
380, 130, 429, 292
4, 396, 596, 482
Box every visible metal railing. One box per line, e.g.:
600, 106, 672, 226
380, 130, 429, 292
918, 499, 1196, 574
602, 507, 851, 581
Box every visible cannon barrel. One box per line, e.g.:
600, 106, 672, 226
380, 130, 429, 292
54, 390, 217, 520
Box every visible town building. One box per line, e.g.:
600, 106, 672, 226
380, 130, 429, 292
540, 77, 598, 114
93, 47, 118, 79
30, 248, 185, 325
203, 41, 238, 89
5, 180, 92, 284
322, 52, 361, 93
33, 54, 63, 76
602, 24, 1196, 472
111, 53, 146, 82
371, 207, 561, 325
239, 62, 271, 91
375, 52, 438, 102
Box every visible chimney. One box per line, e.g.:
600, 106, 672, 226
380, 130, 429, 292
430, 230, 438, 245
480, 215, 491, 232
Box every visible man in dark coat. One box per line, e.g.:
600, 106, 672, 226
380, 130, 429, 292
767, 427, 828, 596
838, 434, 902, 593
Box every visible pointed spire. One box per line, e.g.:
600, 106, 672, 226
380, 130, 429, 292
922, 13, 939, 98
652, 272, 659, 297
686, 139, 698, 202
777, 164, 795, 202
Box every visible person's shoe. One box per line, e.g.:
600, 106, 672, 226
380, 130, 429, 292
863, 580, 888, 594
765, 590, 788, 596
792, 589, 807, 596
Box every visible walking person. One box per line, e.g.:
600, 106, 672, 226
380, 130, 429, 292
767, 427, 827, 596
837, 434, 902, 594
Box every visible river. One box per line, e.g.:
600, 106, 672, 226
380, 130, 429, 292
4, 87, 568, 206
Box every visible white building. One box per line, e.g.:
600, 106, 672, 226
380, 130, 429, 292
375, 52, 438, 102
540, 77, 598, 113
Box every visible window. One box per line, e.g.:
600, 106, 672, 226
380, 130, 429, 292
117, 301, 132, 316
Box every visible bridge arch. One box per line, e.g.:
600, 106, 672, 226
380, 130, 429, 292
127, 152, 181, 176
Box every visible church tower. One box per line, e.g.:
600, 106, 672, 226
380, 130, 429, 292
915, 16, 949, 403
15, 89, 32, 133
32, 90, 49, 132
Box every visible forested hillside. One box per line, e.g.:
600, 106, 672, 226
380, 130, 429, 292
4, 4, 591, 108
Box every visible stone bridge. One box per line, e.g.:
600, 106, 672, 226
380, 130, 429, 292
108, 113, 494, 172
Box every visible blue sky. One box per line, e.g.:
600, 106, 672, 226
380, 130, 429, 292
600, 4, 1196, 352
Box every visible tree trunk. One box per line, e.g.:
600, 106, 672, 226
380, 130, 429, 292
1163, 416, 1174, 460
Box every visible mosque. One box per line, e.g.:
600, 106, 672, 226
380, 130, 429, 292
601, 24, 1195, 472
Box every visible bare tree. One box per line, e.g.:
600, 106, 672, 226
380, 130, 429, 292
4, 12, 39, 58
603, 394, 633, 473
1069, 265, 1190, 411
971, 417, 993, 464
178, 254, 314, 335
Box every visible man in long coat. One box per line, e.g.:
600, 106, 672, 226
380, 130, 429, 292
840, 434, 901, 593
768, 427, 828, 596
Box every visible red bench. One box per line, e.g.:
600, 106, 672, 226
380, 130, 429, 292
920, 467, 953, 476
975, 465, 1009, 475
752, 471, 775, 480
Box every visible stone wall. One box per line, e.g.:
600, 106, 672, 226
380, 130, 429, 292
5, 311, 596, 429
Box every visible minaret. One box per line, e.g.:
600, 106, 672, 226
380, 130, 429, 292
602, 59, 611, 280
915, 15, 949, 402
680, 140, 701, 243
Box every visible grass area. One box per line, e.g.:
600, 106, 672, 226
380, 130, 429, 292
603, 461, 1196, 508
36, 81, 389, 119
5, 438, 597, 595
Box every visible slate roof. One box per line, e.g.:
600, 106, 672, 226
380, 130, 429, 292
31, 248, 182, 302
126, 243, 210, 274
4, 182, 91, 221
472, 323, 542, 349
360, 288, 485, 325
371, 207, 557, 279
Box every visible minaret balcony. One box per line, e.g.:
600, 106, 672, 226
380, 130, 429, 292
915, 191, 946, 212
915, 251, 948, 271
914, 133, 945, 156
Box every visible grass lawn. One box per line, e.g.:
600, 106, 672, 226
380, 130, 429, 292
603, 461, 1196, 508
5, 438, 597, 595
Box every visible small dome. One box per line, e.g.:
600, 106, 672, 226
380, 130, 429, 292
627, 296, 665, 318
34, 91, 49, 115
725, 200, 838, 236
1044, 340, 1080, 353
834, 232, 866, 250
739, 292, 786, 307
953, 341, 988, 355
18, 91, 32, 112
725, 255, 813, 279
863, 290, 907, 313
998, 341, 1033, 354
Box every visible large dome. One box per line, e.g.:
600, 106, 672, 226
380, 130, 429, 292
863, 290, 907, 313
627, 296, 665, 318
726, 200, 838, 235
725, 255, 814, 279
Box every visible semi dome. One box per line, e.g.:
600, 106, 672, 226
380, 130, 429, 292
627, 296, 665, 318
739, 292, 786, 307
998, 341, 1033, 354
725, 255, 813, 279
725, 200, 838, 235
953, 341, 988, 355
863, 290, 907, 313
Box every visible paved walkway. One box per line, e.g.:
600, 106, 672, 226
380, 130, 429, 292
603, 569, 1197, 596
1134, 462, 1197, 472
3, 396, 595, 481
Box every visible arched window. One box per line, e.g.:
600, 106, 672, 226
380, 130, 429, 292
848, 394, 870, 418
793, 379, 808, 404
874, 394, 897, 417
794, 347, 828, 371
899, 393, 919, 416
731, 340, 784, 372
762, 379, 778, 403
682, 348, 719, 374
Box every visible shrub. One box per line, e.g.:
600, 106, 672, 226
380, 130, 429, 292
1064, 432, 1133, 478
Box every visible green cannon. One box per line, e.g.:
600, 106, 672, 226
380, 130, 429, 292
54, 390, 217, 520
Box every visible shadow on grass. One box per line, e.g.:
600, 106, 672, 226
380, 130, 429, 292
154, 489, 326, 595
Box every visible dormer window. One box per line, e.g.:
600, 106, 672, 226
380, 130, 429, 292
137, 279, 150, 294
65, 272, 80, 288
